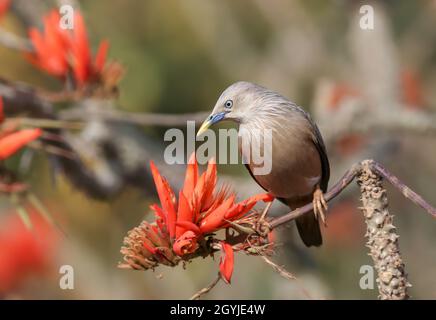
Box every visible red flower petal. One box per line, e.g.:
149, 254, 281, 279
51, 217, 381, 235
143, 238, 157, 255
200, 157, 217, 211
225, 193, 274, 220
175, 191, 195, 238
70, 11, 91, 85
0, 129, 42, 160
94, 40, 109, 73
219, 242, 234, 284
182, 152, 198, 199
150, 161, 177, 240
199, 195, 235, 233
176, 221, 201, 235
27, 12, 69, 77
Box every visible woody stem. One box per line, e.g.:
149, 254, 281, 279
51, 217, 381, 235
269, 160, 436, 229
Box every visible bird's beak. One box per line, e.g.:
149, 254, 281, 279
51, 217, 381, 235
196, 111, 228, 137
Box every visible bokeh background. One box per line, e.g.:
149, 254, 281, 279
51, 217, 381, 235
1, 0, 436, 299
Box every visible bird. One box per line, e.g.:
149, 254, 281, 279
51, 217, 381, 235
197, 81, 329, 247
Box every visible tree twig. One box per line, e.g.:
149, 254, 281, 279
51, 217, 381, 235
261, 255, 315, 299
261, 255, 296, 280
59, 107, 209, 127
190, 273, 222, 300
0, 27, 33, 52
269, 164, 360, 229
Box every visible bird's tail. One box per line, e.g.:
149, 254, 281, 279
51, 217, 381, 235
295, 213, 322, 247
284, 197, 322, 247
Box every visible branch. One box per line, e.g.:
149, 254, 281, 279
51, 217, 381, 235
0, 28, 33, 52
357, 160, 410, 299
261, 255, 296, 280
190, 273, 221, 300
269, 160, 436, 229
59, 107, 209, 127
266, 159, 436, 300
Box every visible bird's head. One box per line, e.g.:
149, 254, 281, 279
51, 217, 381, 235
197, 81, 261, 137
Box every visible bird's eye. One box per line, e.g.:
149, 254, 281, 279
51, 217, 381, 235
224, 100, 233, 109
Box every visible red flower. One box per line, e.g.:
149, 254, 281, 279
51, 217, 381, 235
27, 9, 109, 87
0, 0, 10, 20
120, 153, 274, 284
0, 129, 42, 160
27, 10, 70, 78
150, 153, 273, 241
0, 97, 42, 160
67, 12, 109, 86
143, 153, 273, 282
0, 210, 59, 294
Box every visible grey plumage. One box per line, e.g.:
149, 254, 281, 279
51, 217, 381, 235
200, 81, 330, 247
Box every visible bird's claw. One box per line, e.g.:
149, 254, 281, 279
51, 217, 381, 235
255, 218, 271, 237
313, 188, 328, 227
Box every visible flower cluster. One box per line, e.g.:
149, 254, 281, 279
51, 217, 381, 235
0, 97, 42, 161
27, 9, 109, 87
120, 153, 273, 283
0, 210, 59, 294
0, 0, 10, 20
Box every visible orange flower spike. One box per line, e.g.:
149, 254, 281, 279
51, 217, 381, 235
199, 195, 235, 233
149, 161, 177, 240
0, 128, 42, 160
182, 152, 198, 199
219, 242, 234, 284
175, 191, 194, 238
172, 231, 199, 256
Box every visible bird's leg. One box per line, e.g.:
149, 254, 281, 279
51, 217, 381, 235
259, 201, 273, 222
313, 185, 328, 226
255, 201, 273, 237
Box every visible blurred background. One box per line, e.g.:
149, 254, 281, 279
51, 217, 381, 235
0, 0, 436, 299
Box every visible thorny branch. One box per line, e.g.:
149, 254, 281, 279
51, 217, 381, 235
357, 161, 410, 300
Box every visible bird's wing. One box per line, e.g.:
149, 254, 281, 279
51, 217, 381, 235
309, 119, 330, 192
243, 162, 288, 206
294, 106, 330, 193
244, 163, 267, 192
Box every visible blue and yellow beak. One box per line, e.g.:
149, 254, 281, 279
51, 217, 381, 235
196, 111, 228, 137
